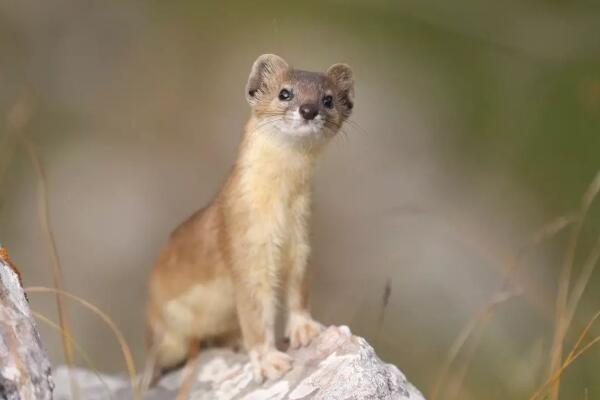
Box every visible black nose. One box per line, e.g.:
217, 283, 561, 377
299, 103, 319, 120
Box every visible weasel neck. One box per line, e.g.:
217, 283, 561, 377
230, 117, 320, 202
241, 116, 320, 173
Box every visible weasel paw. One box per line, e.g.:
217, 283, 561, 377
249, 349, 292, 383
287, 314, 322, 349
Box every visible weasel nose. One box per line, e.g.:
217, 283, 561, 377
299, 104, 319, 120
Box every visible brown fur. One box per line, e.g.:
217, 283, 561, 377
145, 54, 354, 382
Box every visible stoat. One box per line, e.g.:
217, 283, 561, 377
146, 54, 354, 382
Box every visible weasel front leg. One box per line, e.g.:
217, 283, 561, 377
285, 226, 323, 349
232, 241, 292, 383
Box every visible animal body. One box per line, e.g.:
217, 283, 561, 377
145, 54, 354, 382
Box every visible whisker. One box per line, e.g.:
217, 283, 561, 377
251, 116, 284, 132
345, 118, 369, 136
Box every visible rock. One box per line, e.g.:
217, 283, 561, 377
53, 325, 425, 399
0, 247, 424, 400
0, 249, 54, 400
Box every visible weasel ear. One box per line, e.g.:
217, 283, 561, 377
327, 63, 354, 114
246, 54, 289, 106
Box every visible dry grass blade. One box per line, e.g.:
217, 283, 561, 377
430, 291, 516, 400
26, 286, 140, 399
564, 310, 600, 367
32, 310, 116, 400
375, 277, 392, 347
527, 216, 577, 250
446, 318, 490, 400
564, 235, 600, 331
20, 119, 79, 399
0, 95, 31, 192
548, 171, 600, 400
530, 335, 600, 400
530, 311, 600, 400
430, 215, 574, 400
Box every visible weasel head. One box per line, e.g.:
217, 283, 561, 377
245, 54, 354, 145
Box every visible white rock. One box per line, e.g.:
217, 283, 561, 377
53, 325, 425, 399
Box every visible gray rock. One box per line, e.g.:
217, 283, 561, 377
53, 326, 425, 400
0, 254, 54, 400
0, 248, 424, 400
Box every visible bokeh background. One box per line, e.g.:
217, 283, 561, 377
1, 1, 600, 399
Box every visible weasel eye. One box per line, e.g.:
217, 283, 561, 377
278, 89, 292, 101
323, 95, 334, 109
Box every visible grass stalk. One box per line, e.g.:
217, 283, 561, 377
26, 286, 140, 399
32, 310, 116, 400
548, 171, 600, 400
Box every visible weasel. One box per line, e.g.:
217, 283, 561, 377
145, 54, 354, 382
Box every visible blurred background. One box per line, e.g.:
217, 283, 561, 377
1, 1, 599, 399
